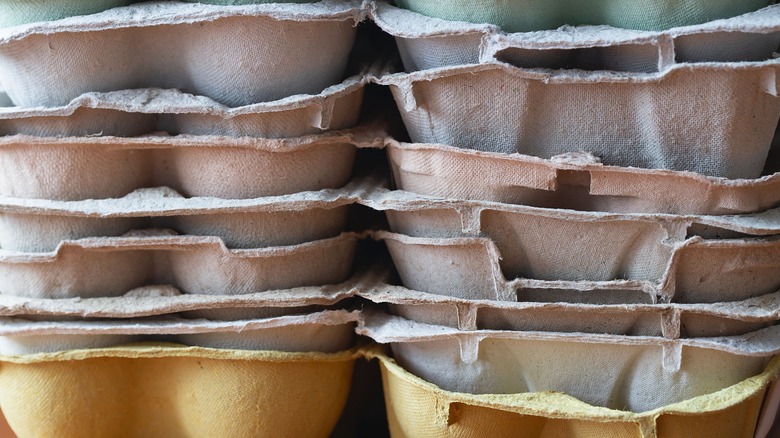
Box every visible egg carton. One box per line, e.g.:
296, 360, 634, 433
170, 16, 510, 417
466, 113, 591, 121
0, 229, 359, 299
361, 191, 780, 303
0, 266, 390, 320
0, 128, 381, 201
377, 60, 780, 179
0, 76, 367, 138
0, 346, 358, 438
359, 284, 780, 339
0, 344, 359, 438
0, 174, 380, 252
0, 0, 364, 107
372, 1, 780, 72
359, 310, 780, 412
373, 350, 780, 438
386, 138, 780, 215
0, 309, 358, 354
0, 0, 333, 28
385, 0, 774, 34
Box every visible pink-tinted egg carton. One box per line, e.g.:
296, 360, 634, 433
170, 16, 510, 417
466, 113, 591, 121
386, 138, 780, 215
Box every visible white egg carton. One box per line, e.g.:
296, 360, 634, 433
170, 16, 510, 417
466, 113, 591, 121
371, 1, 780, 72
358, 310, 780, 412
386, 138, 780, 215
0, 0, 364, 107
0, 309, 359, 354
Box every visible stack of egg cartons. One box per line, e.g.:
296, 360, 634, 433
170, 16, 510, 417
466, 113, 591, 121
0, 1, 374, 436
359, 1, 780, 436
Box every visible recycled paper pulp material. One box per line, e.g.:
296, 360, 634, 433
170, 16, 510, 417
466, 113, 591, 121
367, 191, 780, 303
0, 170, 392, 252
386, 139, 780, 215
0, 129, 380, 201
0, 266, 392, 319
359, 311, 780, 412
0, 0, 129, 27
0, 77, 366, 138
0, 310, 358, 354
360, 285, 780, 339
0, 230, 358, 299
0, 345, 357, 438
0, 0, 363, 107
372, 350, 780, 438
389, 0, 773, 32
373, 2, 780, 72
378, 61, 780, 178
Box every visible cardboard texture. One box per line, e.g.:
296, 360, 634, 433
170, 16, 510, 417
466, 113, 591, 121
359, 285, 780, 339
386, 139, 780, 215
377, 60, 780, 178
373, 2, 780, 71
0, 344, 358, 438
373, 350, 780, 438
0, 309, 358, 354
366, 192, 780, 303
0, 0, 363, 106
0, 266, 391, 319
0, 75, 366, 138
0, 129, 381, 201
358, 311, 780, 412
0, 230, 358, 299
389, 0, 773, 32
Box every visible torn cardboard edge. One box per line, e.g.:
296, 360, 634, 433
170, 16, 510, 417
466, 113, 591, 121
373, 229, 780, 303
358, 285, 780, 338
386, 138, 780, 215
0, 230, 359, 299
0, 125, 385, 201
0, 0, 367, 44
358, 310, 780, 359
372, 350, 780, 436
0, 265, 392, 318
371, 1, 780, 71
370, 1, 780, 39
0, 309, 360, 354
0, 309, 359, 336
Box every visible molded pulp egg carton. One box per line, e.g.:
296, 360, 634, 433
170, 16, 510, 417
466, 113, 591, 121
0, 230, 359, 299
358, 311, 780, 413
377, 59, 780, 178
386, 0, 773, 32
372, 1, 780, 71
0, 176, 384, 252
0, 128, 379, 201
372, 349, 780, 438
0, 76, 367, 138
0, 309, 358, 354
359, 284, 780, 339
386, 138, 780, 215
361, 190, 780, 303
0, 344, 359, 438
0, 0, 364, 107
0, 265, 390, 320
